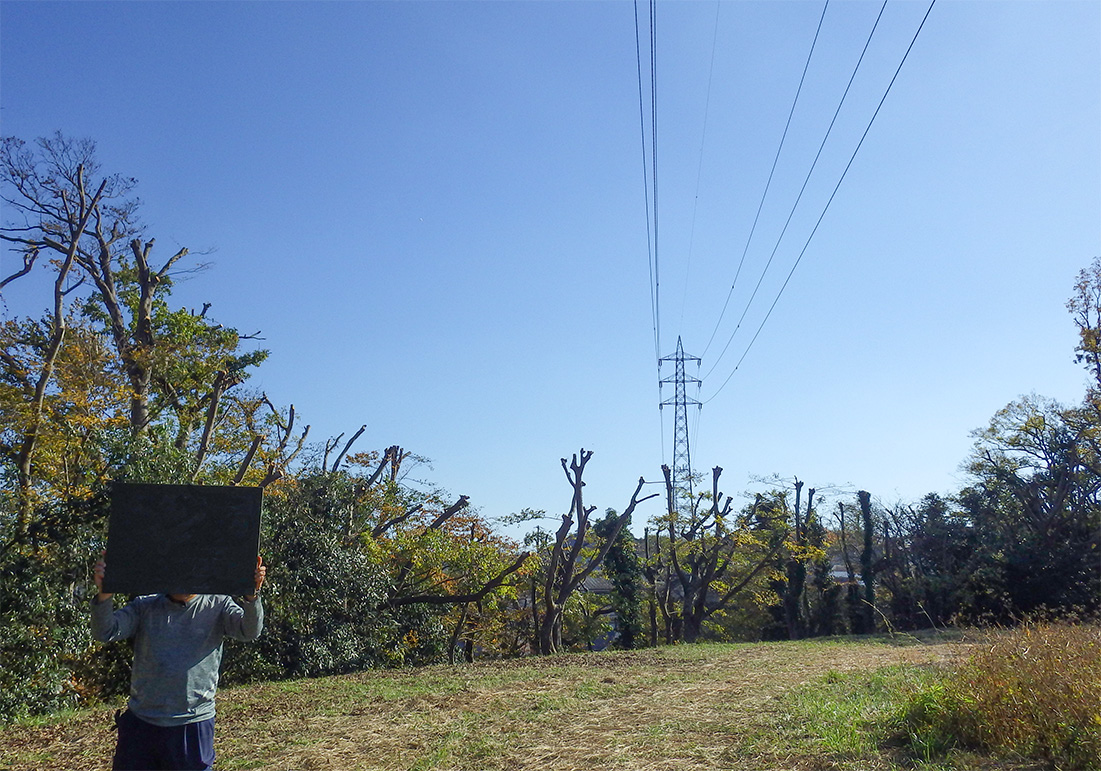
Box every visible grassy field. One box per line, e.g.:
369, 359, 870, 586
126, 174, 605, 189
0, 633, 1060, 771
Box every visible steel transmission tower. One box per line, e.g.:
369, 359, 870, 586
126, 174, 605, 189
659, 336, 701, 514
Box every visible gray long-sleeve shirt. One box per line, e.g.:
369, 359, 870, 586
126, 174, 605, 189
91, 593, 263, 726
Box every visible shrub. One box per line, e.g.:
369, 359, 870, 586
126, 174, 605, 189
0, 490, 115, 723
895, 620, 1101, 769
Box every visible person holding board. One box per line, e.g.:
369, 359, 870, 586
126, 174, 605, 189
91, 553, 267, 770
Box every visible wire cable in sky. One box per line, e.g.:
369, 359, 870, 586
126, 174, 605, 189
701, 0, 831, 362
703, 0, 937, 405
649, 0, 660, 362
679, 0, 722, 337
702, 0, 888, 381
636, 0, 668, 465
634, 0, 660, 364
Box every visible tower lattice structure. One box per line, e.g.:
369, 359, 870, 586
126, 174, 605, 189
659, 336, 701, 515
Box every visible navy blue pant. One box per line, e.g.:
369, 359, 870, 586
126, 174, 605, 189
113, 709, 216, 770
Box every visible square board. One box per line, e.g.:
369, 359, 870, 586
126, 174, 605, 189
103, 483, 262, 596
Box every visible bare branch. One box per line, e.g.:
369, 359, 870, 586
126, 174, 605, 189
191, 370, 229, 480
156, 246, 189, 279
0, 246, 40, 289
370, 504, 423, 539
379, 551, 531, 610
365, 446, 399, 487
322, 433, 344, 472
330, 424, 366, 473
570, 476, 657, 591
427, 495, 470, 530
233, 435, 264, 486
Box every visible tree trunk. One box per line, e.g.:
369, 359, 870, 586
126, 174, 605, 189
537, 608, 562, 655
8, 168, 105, 535
858, 490, 877, 633
681, 603, 703, 643
448, 603, 469, 665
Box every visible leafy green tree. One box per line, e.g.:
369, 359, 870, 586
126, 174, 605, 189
963, 394, 1099, 616
0, 491, 109, 722
1068, 256, 1101, 394
0, 317, 128, 513
592, 508, 644, 649
226, 470, 398, 679
1, 134, 296, 720
878, 493, 976, 628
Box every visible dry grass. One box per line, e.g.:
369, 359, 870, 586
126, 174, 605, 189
1, 636, 967, 771
896, 621, 1101, 769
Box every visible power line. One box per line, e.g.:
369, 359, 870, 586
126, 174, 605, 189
634, 0, 659, 364
650, 0, 660, 363
636, 0, 666, 466
701, 0, 832, 362
703, 0, 889, 381
679, 0, 723, 337
703, 0, 938, 404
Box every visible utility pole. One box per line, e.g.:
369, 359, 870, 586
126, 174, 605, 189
659, 336, 701, 515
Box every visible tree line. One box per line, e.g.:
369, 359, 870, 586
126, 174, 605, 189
2, 134, 1097, 723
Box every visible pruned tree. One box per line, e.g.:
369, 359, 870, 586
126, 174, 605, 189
321, 440, 531, 645
781, 479, 816, 639
251, 440, 534, 675
641, 526, 674, 645
875, 493, 976, 629
234, 396, 311, 488
836, 501, 864, 633
857, 490, 878, 633
659, 465, 786, 643
804, 503, 841, 636
536, 450, 655, 654
758, 478, 837, 641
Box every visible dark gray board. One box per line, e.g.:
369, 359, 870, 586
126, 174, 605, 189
103, 483, 262, 596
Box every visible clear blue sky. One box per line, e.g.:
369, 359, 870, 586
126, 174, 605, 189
2, 1, 1098, 536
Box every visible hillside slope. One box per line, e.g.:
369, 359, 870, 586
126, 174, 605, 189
2, 636, 969, 771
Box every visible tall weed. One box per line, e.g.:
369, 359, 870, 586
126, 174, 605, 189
895, 621, 1101, 769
